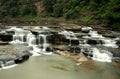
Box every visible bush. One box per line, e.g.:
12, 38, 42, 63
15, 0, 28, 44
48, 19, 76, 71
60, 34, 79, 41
20, 5, 36, 16
53, 3, 63, 17
9, 7, 19, 17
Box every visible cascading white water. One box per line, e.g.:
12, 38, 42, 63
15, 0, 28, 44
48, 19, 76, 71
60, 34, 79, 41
9, 27, 52, 56
10, 27, 27, 44
58, 31, 77, 39
83, 30, 104, 38
82, 30, 118, 48
89, 30, 104, 38
27, 33, 36, 46
79, 40, 90, 46
102, 38, 118, 48
59, 30, 78, 46
91, 48, 112, 62
30, 33, 52, 56
38, 34, 49, 52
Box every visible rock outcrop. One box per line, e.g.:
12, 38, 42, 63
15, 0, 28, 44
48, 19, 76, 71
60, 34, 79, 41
55, 50, 88, 66
0, 45, 31, 68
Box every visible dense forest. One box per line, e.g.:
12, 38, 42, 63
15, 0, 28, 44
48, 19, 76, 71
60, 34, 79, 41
0, 0, 120, 30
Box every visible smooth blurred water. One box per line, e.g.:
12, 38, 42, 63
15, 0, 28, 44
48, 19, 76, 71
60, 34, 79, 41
0, 55, 120, 79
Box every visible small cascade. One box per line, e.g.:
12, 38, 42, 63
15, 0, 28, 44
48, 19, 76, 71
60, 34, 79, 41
36, 34, 50, 52
82, 30, 119, 48
27, 33, 36, 46
89, 30, 104, 38
102, 38, 118, 48
28, 33, 52, 56
59, 30, 78, 46
10, 27, 27, 44
9, 27, 52, 56
3, 26, 119, 63
12, 34, 25, 44
58, 30, 77, 39
79, 40, 90, 46
91, 48, 112, 62
83, 30, 104, 38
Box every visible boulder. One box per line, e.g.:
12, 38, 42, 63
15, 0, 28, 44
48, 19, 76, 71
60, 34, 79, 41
71, 39, 79, 45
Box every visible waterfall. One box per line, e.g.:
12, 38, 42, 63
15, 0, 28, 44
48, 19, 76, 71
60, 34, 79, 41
28, 33, 52, 56
91, 48, 112, 62
27, 33, 36, 46
7, 26, 119, 62
10, 27, 27, 44
59, 30, 78, 46
38, 34, 49, 52
9, 27, 52, 56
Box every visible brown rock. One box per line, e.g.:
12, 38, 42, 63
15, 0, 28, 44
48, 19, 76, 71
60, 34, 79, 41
0, 42, 9, 45
55, 50, 89, 66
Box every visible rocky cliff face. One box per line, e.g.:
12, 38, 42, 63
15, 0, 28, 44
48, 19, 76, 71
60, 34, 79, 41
34, 1, 44, 14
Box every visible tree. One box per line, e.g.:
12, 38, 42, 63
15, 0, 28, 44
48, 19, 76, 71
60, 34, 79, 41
9, 7, 19, 17
53, 3, 63, 17
20, 5, 36, 16
42, 0, 56, 13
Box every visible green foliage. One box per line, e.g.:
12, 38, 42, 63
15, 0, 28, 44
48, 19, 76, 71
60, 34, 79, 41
0, 0, 37, 18
42, 0, 56, 13
20, 5, 36, 16
0, 0, 119, 30
9, 7, 19, 17
53, 3, 63, 17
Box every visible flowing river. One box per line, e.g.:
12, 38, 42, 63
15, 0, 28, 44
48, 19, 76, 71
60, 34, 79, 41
0, 55, 120, 79
0, 26, 120, 79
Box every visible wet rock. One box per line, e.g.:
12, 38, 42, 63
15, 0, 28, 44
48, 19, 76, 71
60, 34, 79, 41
46, 47, 53, 52
15, 54, 29, 64
71, 39, 79, 45
0, 33, 13, 41
98, 30, 116, 38
87, 39, 103, 45
0, 45, 31, 67
48, 33, 68, 45
103, 34, 116, 38
0, 42, 9, 45
55, 50, 88, 66
112, 58, 120, 63
0, 52, 17, 67
116, 40, 120, 47
31, 30, 39, 35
